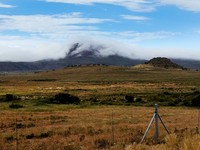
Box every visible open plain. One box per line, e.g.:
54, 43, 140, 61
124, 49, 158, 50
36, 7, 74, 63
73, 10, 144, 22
0, 66, 200, 149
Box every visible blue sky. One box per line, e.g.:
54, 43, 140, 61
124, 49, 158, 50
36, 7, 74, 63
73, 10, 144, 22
0, 0, 200, 61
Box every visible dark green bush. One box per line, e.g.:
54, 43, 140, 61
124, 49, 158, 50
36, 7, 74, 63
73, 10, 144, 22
51, 93, 80, 104
193, 91, 200, 95
89, 97, 98, 104
0, 94, 21, 102
191, 95, 200, 107
125, 95, 134, 103
182, 99, 192, 106
135, 97, 143, 102
163, 92, 171, 95
5, 94, 18, 102
0, 96, 4, 102
9, 103, 23, 109
6, 94, 15, 101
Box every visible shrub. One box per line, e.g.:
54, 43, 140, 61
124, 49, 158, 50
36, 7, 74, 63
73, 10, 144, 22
192, 91, 200, 95
5, 94, 17, 102
0, 96, 5, 102
135, 97, 142, 103
51, 93, 80, 104
16, 123, 26, 129
38, 131, 52, 138
163, 92, 171, 95
5, 135, 15, 142
26, 133, 34, 139
182, 99, 192, 106
90, 97, 98, 104
94, 138, 110, 149
125, 95, 134, 103
9, 103, 23, 109
191, 95, 200, 107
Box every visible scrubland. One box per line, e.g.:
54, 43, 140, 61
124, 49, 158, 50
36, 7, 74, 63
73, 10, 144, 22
0, 66, 200, 149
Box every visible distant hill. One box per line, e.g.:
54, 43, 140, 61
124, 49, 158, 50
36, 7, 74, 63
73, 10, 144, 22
171, 59, 200, 70
145, 57, 184, 69
0, 57, 145, 72
0, 43, 200, 72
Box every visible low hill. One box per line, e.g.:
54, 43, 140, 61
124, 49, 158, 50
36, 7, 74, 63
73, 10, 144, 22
145, 57, 184, 69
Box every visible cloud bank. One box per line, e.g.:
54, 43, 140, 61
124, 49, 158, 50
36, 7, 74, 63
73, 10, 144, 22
0, 12, 183, 61
1, 33, 200, 62
0, 1, 199, 61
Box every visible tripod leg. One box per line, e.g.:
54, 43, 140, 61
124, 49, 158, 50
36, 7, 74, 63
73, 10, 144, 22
155, 112, 159, 144
158, 114, 170, 134
141, 113, 156, 143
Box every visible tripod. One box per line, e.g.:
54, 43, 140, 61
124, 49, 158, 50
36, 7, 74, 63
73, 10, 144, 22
141, 104, 170, 144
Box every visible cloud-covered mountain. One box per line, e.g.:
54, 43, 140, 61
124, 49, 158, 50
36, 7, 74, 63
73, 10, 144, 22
0, 42, 200, 72
0, 43, 145, 72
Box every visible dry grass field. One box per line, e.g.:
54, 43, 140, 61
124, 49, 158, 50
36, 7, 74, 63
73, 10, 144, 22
0, 66, 200, 149
0, 106, 199, 149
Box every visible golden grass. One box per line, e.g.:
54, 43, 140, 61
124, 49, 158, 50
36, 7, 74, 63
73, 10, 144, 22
0, 106, 199, 149
126, 133, 200, 150
0, 66, 200, 149
0, 68, 199, 100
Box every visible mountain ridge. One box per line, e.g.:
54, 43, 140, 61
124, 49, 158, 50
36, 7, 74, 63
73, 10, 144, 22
0, 43, 200, 72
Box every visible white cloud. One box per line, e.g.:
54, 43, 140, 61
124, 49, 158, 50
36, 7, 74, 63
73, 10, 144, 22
117, 31, 177, 42
0, 29, 180, 61
0, 36, 66, 61
0, 13, 112, 34
60, 35, 200, 60
0, 10, 198, 61
121, 15, 149, 21
45, 0, 159, 12
0, 2, 14, 8
44, 0, 200, 12
0, 32, 199, 61
134, 47, 200, 60
0, 11, 181, 61
161, 0, 200, 12
0, 13, 173, 42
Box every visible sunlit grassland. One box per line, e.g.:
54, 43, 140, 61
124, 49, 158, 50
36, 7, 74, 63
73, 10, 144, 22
0, 66, 200, 149
0, 106, 199, 149
0, 66, 199, 97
